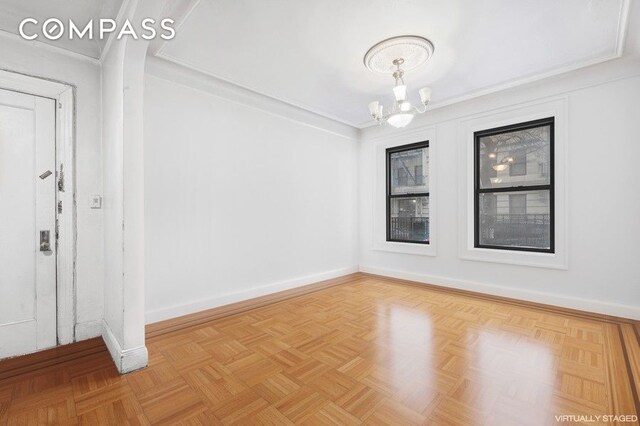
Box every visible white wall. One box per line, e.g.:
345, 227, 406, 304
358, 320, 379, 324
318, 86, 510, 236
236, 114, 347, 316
0, 34, 104, 338
100, 0, 164, 373
143, 72, 359, 323
359, 58, 640, 319
101, 40, 126, 347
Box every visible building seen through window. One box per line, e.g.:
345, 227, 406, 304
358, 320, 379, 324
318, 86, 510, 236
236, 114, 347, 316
387, 142, 429, 244
475, 118, 554, 252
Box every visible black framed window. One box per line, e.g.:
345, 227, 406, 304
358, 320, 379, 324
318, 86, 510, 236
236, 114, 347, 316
386, 141, 429, 244
474, 117, 554, 252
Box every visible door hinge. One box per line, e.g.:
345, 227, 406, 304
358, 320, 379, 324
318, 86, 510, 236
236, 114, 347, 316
58, 164, 64, 192
58, 201, 63, 214
55, 219, 59, 249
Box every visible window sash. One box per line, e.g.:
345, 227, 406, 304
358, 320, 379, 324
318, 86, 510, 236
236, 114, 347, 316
386, 141, 430, 244
473, 117, 554, 253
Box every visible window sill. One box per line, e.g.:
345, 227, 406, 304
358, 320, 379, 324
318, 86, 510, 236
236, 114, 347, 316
458, 246, 567, 270
374, 241, 437, 257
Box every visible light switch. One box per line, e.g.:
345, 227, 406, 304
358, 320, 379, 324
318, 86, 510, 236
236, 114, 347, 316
90, 195, 102, 209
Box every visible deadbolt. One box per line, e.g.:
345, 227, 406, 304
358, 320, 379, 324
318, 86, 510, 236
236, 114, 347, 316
40, 230, 51, 252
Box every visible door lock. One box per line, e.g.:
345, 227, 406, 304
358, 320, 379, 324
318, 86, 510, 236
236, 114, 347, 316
40, 230, 51, 252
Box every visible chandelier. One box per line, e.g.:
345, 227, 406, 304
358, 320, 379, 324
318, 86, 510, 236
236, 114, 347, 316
364, 36, 434, 128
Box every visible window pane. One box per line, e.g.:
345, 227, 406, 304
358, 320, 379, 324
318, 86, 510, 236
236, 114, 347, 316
389, 196, 429, 243
478, 124, 551, 189
508, 194, 527, 215
390, 147, 428, 195
478, 190, 550, 249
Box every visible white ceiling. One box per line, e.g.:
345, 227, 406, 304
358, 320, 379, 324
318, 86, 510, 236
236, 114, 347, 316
158, 0, 628, 128
0, 0, 124, 59
0, 0, 630, 126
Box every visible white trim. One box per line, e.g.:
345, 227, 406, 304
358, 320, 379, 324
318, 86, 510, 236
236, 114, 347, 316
615, 0, 631, 57
55, 88, 76, 344
147, 54, 358, 139
101, 320, 148, 374
121, 345, 149, 374
99, 0, 135, 64
456, 97, 569, 269
360, 266, 640, 320
0, 70, 77, 346
0, 30, 101, 65
74, 320, 102, 341
0, 68, 68, 98
145, 266, 359, 324
148, 0, 201, 56
145, 56, 358, 141
371, 126, 437, 256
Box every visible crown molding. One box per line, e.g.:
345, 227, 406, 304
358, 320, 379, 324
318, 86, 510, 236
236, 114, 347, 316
145, 55, 359, 141
359, 0, 633, 129
360, 53, 640, 133
361, 54, 640, 141
0, 30, 101, 66
148, 0, 201, 57
155, 50, 359, 129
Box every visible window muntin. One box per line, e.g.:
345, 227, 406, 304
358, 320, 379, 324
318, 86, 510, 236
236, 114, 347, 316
474, 118, 554, 253
387, 142, 429, 244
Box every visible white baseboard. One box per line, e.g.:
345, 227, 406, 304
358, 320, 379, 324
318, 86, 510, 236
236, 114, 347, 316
360, 265, 640, 320
101, 320, 148, 374
145, 266, 359, 324
74, 320, 102, 341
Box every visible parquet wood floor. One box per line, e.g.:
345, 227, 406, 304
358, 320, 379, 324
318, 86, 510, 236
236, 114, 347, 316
1, 273, 638, 425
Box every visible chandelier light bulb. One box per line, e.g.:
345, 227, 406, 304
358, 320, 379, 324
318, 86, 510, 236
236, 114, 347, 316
393, 85, 407, 102
399, 101, 411, 112
419, 87, 432, 105
368, 101, 380, 117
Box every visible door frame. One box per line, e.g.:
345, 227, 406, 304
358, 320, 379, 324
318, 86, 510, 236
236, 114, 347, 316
0, 69, 76, 346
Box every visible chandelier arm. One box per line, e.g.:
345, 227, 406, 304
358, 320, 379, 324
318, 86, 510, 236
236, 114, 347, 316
413, 104, 427, 114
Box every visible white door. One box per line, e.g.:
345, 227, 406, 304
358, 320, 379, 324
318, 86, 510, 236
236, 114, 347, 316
0, 88, 57, 359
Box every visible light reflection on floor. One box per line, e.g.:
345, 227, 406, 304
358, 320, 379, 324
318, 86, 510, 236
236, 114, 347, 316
376, 300, 558, 424
377, 304, 439, 413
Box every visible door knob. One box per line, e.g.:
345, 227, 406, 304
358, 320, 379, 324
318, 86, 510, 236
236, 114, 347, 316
40, 230, 51, 252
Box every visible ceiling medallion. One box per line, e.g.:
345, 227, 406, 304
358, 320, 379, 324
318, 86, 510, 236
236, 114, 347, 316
364, 35, 434, 128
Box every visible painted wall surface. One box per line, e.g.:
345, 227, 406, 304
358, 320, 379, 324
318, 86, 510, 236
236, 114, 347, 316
101, 40, 126, 346
359, 63, 640, 319
143, 74, 359, 323
0, 35, 104, 338
100, 0, 165, 372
